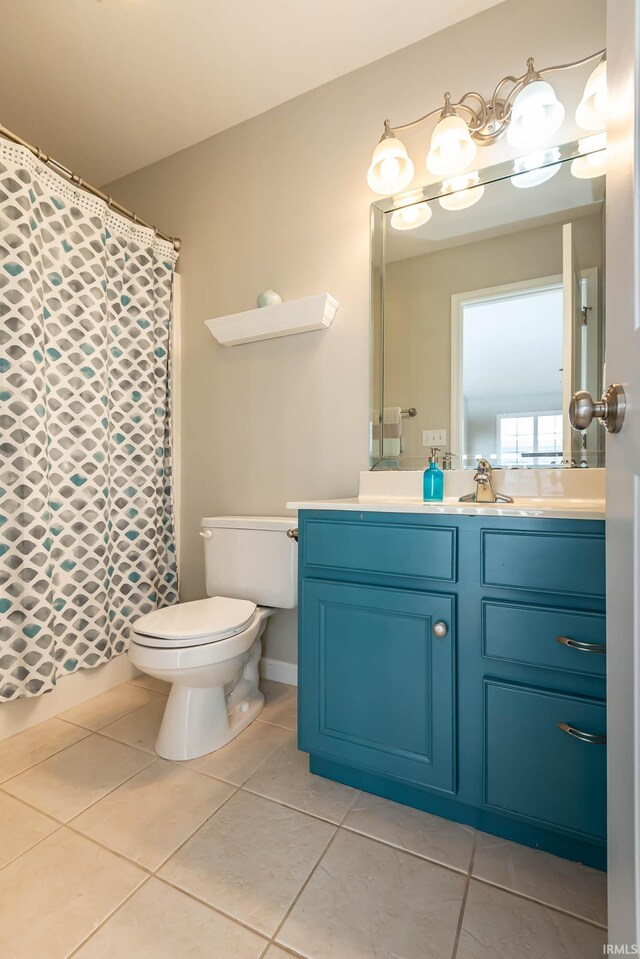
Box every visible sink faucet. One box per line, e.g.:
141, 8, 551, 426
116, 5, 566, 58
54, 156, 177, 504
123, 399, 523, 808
459, 458, 514, 504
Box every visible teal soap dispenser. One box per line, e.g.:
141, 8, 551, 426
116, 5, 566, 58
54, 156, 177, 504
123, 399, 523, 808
423, 447, 444, 502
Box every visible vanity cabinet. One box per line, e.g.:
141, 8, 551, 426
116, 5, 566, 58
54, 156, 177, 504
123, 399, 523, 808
298, 510, 607, 869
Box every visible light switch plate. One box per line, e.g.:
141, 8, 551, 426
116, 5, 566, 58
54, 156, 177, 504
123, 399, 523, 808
423, 428, 447, 447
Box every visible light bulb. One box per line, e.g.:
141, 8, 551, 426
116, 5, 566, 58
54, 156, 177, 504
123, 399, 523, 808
576, 60, 607, 131
380, 156, 401, 182
507, 79, 565, 148
390, 191, 432, 231
510, 148, 562, 188
426, 114, 477, 177
571, 133, 607, 179
439, 172, 484, 211
367, 134, 415, 195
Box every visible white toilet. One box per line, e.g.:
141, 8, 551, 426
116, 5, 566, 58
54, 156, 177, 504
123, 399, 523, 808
129, 516, 298, 760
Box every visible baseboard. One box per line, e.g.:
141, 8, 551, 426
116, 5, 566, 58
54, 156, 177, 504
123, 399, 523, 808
260, 658, 298, 687
0, 656, 140, 741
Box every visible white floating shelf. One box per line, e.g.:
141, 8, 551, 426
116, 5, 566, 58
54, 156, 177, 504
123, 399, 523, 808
205, 292, 339, 347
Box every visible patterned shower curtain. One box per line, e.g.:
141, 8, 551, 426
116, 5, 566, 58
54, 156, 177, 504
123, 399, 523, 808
0, 138, 179, 701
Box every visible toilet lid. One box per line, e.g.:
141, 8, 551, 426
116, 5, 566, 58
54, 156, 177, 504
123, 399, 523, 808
131, 596, 257, 648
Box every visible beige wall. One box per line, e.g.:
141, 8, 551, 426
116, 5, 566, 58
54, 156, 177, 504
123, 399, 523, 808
105, 0, 605, 665
384, 213, 604, 461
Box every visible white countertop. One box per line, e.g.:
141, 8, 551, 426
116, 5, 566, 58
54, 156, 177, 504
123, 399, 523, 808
286, 496, 606, 521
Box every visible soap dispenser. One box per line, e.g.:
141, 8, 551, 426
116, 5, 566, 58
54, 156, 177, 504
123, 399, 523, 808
423, 447, 444, 502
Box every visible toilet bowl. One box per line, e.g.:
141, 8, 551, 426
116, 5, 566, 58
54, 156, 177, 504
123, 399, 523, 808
128, 516, 298, 761
130, 597, 274, 760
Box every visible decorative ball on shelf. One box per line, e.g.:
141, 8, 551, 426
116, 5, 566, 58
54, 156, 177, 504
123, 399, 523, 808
256, 289, 282, 308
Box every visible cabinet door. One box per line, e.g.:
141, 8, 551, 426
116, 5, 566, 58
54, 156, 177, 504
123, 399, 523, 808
299, 580, 456, 793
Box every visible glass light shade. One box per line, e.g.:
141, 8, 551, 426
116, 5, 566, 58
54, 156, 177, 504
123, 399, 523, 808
571, 134, 607, 179
439, 172, 484, 210
426, 115, 477, 177
367, 135, 415, 195
576, 61, 607, 131
506, 79, 565, 148
510, 148, 562, 188
390, 199, 432, 231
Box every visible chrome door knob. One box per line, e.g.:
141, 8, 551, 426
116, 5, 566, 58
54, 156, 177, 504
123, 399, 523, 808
569, 384, 626, 434
432, 621, 448, 638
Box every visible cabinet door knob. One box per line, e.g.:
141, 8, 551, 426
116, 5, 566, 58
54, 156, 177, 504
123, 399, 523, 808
432, 621, 448, 638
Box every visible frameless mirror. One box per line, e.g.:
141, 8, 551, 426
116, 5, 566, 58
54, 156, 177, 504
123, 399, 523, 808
370, 140, 605, 470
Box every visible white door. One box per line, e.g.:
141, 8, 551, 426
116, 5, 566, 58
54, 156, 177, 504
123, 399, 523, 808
562, 222, 584, 465
606, 0, 639, 946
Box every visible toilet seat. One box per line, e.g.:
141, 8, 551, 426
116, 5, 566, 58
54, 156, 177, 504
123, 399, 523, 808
132, 596, 257, 648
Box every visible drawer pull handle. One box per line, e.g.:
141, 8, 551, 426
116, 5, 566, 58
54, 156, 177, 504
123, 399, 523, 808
558, 722, 607, 745
432, 621, 448, 638
555, 636, 606, 654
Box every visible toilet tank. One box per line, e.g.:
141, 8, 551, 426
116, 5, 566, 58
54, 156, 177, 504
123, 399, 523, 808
201, 516, 298, 609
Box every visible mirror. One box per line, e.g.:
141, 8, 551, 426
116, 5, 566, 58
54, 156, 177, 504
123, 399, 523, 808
370, 141, 605, 470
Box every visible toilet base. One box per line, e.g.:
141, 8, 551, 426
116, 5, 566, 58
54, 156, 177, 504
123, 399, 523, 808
154, 636, 265, 761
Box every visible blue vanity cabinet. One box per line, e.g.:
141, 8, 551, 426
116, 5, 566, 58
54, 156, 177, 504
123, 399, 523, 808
298, 509, 607, 870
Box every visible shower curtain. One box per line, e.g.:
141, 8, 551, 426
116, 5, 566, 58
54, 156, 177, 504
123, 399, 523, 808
0, 139, 179, 701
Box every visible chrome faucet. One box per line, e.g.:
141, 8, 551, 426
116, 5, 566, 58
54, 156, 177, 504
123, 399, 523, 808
459, 458, 514, 504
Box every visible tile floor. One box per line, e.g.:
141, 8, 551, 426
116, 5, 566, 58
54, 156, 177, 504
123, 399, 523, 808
0, 678, 608, 959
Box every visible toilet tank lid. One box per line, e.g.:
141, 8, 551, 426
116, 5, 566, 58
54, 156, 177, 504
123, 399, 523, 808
200, 515, 295, 531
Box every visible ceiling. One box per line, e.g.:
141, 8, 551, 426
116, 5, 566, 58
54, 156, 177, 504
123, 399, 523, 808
0, 0, 504, 185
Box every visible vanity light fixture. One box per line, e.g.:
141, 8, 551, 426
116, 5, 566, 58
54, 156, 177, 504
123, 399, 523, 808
576, 60, 607, 131
439, 172, 484, 210
510, 148, 562, 189
426, 95, 478, 176
570, 133, 607, 179
366, 124, 415, 194
505, 68, 565, 148
367, 49, 606, 194
390, 191, 432, 231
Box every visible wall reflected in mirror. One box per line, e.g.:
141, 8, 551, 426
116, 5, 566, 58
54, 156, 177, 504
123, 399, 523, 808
370, 141, 605, 470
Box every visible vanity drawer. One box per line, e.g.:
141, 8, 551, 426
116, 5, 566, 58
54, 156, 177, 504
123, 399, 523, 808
481, 529, 605, 598
303, 518, 457, 583
482, 600, 606, 678
484, 680, 606, 839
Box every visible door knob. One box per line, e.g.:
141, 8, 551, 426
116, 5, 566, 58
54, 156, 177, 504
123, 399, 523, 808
432, 621, 448, 638
569, 384, 626, 434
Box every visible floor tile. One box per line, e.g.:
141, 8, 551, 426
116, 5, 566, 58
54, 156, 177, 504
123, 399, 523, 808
258, 680, 297, 730
343, 791, 475, 872
473, 832, 607, 926
456, 880, 608, 958
0, 717, 90, 783
72, 759, 235, 869
59, 683, 160, 730
264, 948, 301, 959
99, 696, 167, 754
73, 877, 266, 958
0, 827, 145, 959
159, 790, 335, 936
3, 734, 154, 821
244, 734, 357, 823
187, 720, 291, 785
0, 791, 59, 868
128, 674, 172, 694
277, 828, 465, 959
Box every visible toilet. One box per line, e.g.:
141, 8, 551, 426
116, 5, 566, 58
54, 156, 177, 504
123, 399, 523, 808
129, 516, 298, 760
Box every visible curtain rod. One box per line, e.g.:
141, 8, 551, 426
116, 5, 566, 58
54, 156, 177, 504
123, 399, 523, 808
0, 122, 182, 253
